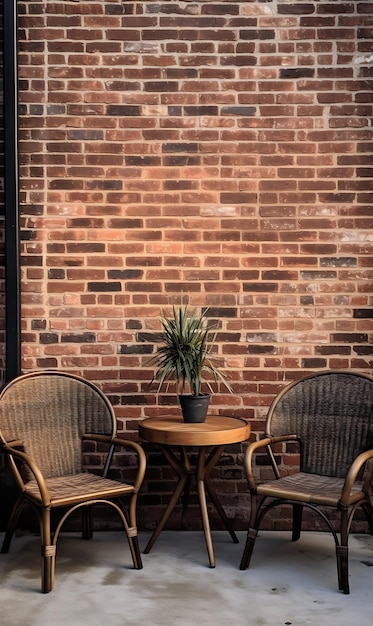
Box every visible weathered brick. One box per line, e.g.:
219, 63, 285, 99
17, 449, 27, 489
61, 333, 96, 343
87, 282, 122, 292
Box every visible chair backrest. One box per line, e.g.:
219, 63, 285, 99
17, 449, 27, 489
266, 371, 373, 478
0, 371, 116, 479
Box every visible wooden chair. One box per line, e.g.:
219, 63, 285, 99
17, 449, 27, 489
239, 370, 373, 594
0, 371, 146, 593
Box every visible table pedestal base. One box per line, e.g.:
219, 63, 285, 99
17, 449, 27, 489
144, 444, 239, 567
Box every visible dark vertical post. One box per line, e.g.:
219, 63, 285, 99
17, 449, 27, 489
3, 0, 21, 382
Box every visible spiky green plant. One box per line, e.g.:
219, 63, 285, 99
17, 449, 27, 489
148, 305, 232, 396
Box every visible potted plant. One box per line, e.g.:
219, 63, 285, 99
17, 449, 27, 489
148, 304, 232, 423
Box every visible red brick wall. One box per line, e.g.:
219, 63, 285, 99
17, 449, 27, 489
16, 1, 372, 530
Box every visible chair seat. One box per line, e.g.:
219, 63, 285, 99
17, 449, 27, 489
257, 472, 364, 507
25, 472, 135, 507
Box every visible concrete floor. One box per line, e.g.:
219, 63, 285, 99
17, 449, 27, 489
0, 530, 372, 626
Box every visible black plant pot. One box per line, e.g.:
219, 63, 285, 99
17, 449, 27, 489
179, 394, 210, 423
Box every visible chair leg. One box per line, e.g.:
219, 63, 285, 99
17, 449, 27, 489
129, 534, 143, 570
82, 506, 93, 540
336, 544, 349, 594
114, 497, 143, 569
337, 510, 350, 594
240, 493, 260, 570
1, 495, 24, 554
240, 527, 258, 570
41, 543, 56, 594
292, 503, 303, 542
41, 508, 55, 593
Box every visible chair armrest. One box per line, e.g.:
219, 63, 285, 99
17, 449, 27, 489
83, 434, 146, 492
341, 449, 373, 506
244, 434, 298, 489
1, 439, 23, 449
1, 444, 51, 505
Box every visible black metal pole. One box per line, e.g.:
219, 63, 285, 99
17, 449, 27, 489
3, 0, 21, 382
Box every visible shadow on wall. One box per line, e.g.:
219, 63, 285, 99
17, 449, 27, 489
0, 457, 18, 531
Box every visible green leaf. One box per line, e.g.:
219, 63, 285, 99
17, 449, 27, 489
146, 304, 232, 396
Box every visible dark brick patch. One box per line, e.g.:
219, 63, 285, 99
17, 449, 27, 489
278, 3, 315, 14
61, 333, 96, 343
240, 29, 275, 40
68, 130, 104, 140
353, 309, 373, 318
108, 219, 143, 228
248, 345, 276, 354
48, 269, 65, 279
184, 106, 218, 116
201, 307, 238, 318
320, 257, 357, 267
108, 270, 143, 279
243, 283, 278, 292
280, 68, 315, 79
315, 346, 351, 355
126, 156, 162, 166
39, 333, 59, 344
302, 358, 327, 368
162, 143, 199, 153
300, 296, 314, 305
31, 319, 47, 330
119, 344, 153, 355
106, 105, 142, 116
126, 320, 142, 330
331, 333, 368, 343
221, 106, 256, 116
119, 395, 152, 405
353, 346, 373, 355
37, 358, 58, 368
87, 282, 122, 292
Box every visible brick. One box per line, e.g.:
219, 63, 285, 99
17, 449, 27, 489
221, 106, 256, 116
331, 333, 369, 343
278, 4, 315, 14
61, 333, 96, 343
106, 105, 141, 116
87, 282, 122, 292
243, 283, 278, 293
315, 346, 351, 355
353, 309, 373, 318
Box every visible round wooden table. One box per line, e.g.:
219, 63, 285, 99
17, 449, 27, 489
139, 415, 251, 567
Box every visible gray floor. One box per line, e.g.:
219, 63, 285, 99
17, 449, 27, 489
0, 530, 372, 626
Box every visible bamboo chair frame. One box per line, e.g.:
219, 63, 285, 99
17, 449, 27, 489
0, 371, 146, 593
239, 370, 373, 594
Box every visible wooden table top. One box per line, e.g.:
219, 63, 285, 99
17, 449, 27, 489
138, 415, 251, 447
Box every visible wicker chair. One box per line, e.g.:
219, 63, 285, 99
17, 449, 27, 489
0, 371, 146, 593
239, 370, 373, 594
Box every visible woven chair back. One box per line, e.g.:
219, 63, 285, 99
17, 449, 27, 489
267, 371, 373, 478
0, 371, 116, 478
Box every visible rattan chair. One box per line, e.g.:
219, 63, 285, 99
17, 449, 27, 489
239, 370, 373, 594
0, 371, 146, 593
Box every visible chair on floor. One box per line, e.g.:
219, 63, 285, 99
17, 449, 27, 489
239, 370, 373, 594
0, 370, 146, 593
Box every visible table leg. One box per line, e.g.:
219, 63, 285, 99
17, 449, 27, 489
196, 448, 216, 568
204, 447, 239, 544
143, 446, 189, 554
180, 447, 192, 528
